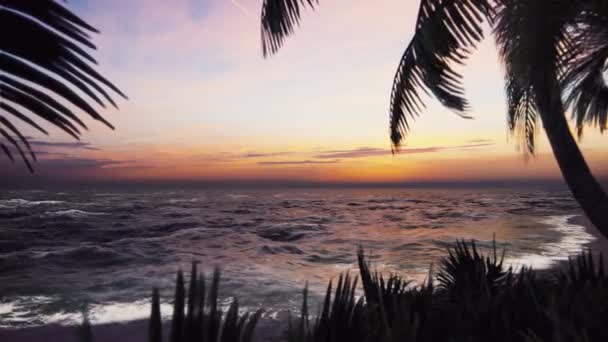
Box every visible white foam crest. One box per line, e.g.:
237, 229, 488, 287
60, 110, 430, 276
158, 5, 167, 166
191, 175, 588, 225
227, 194, 249, 199
0, 297, 265, 327
0, 199, 65, 207
505, 215, 595, 270
42, 209, 108, 218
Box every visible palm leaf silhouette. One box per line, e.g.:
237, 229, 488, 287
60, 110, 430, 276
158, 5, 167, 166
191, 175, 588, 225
1, 0, 126, 171
562, 0, 608, 137
387, 0, 493, 150
494, 0, 578, 154
261, 0, 493, 150
261, 0, 319, 57
505, 74, 538, 154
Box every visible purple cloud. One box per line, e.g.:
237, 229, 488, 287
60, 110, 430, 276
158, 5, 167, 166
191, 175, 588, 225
315, 147, 441, 159
315, 142, 495, 159
26, 140, 100, 151
33, 157, 137, 169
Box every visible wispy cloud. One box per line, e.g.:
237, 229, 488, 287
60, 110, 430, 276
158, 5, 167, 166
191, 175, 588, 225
229, 0, 255, 22
194, 142, 497, 166
238, 151, 294, 158
0, 155, 142, 171
467, 139, 495, 144
0, 138, 101, 164
258, 160, 340, 165
314, 143, 496, 159
35, 157, 137, 169
27, 140, 100, 151
454, 143, 495, 149
315, 147, 390, 159
315, 147, 440, 159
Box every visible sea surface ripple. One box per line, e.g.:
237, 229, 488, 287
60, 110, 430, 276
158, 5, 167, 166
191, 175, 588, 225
0, 187, 595, 326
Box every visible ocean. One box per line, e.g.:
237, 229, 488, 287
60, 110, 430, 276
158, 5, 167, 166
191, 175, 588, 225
0, 187, 596, 327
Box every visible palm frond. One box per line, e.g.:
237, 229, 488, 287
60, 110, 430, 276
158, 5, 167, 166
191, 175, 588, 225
561, 2, 608, 136
505, 74, 539, 154
259, 0, 493, 149
260, 0, 319, 57
0, 0, 126, 171
494, 0, 579, 153
389, 0, 493, 149
436, 240, 509, 299
494, 0, 575, 83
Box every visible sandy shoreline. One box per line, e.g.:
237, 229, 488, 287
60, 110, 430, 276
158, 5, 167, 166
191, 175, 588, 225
569, 215, 608, 253
1, 214, 606, 342
0, 315, 291, 342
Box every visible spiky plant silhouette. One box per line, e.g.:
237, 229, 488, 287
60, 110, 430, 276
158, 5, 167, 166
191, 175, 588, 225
1, 0, 126, 171
78, 309, 93, 342
260, 0, 608, 239
289, 241, 608, 342
148, 262, 263, 342
65, 244, 608, 341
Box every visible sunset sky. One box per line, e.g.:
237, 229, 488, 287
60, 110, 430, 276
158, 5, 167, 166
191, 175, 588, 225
3, 0, 608, 186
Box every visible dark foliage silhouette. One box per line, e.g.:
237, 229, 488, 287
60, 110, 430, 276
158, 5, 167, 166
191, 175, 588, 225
148, 262, 263, 342
64, 244, 607, 341
78, 310, 93, 342
288, 242, 608, 342
260, 0, 608, 238
0, 0, 125, 171
150, 288, 163, 342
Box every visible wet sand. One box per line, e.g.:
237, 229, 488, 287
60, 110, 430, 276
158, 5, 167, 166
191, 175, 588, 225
0, 314, 290, 342
569, 215, 608, 253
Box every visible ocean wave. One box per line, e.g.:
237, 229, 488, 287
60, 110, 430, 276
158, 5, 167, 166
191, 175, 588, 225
503, 215, 594, 269
422, 210, 489, 221
149, 221, 201, 234
227, 194, 250, 199
31, 245, 133, 267
0, 188, 592, 328
0, 245, 134, 273
257, 223, 327, 242
304, 253, 351, 264
162, 212, 193, 218
42, 209, 108, 218
222, 209, 253, 215
0, 296, 264, 328
260, 245, 305, 255
367, 198, 398, 204
0, 211, 29, 219
0, 199, 65, 207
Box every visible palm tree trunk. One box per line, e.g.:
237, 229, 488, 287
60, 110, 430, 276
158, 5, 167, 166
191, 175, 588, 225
535, 75, 608, 239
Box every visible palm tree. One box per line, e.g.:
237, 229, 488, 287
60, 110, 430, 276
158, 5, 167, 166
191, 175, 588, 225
260, 0, 608, 238
1, 0, 125, 171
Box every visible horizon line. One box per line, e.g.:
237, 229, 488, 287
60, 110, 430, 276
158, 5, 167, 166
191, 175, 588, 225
2, 178, 598, 190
